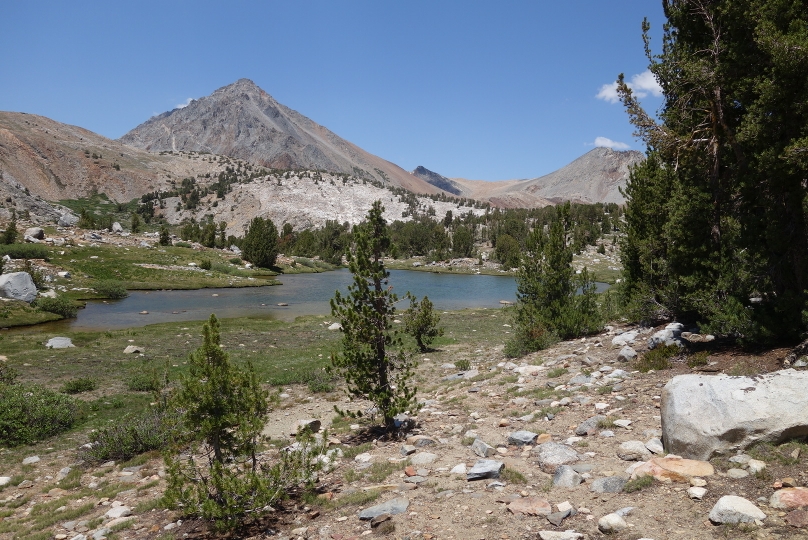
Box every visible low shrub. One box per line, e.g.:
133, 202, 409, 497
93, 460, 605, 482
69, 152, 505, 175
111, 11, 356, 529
61, 378, 97, 394
454, 359, 471, 371
0, 383, 81, 446
80, 407, 184, 463
306, 369, 335, 393
687, 351, 710, 368
228, 257, 242, 265
175, 241, 192, 248
635, 344, 679, 373
0, 244, 49, 260
0, 363, 18, 384
94, 280, 128, 299
126, 372, 162, 393
35, 295, 78, 318
199, 259, 212, 271
623, 474, 654, 493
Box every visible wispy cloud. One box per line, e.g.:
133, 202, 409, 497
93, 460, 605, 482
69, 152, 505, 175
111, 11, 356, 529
175, 98, 194, 109
596, 69, 662, 103
593, 136, 630, 150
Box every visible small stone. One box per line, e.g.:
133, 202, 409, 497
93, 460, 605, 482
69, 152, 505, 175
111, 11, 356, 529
538, 532, 584, 540
553, 465, 583, 488
590, 476, 627, 493
770, 487, 808, 510
410, 452, 437, 466
537, 433, 553, 444
466, 459, 504, 481
782, 477, 797, 487
450, 464, 467, 475
645, 438, 664, 454
613, 419, 632, 428
690, 477, 708, 487
471, 438, 496, 458
533, 442, 579, 474
688, 486, 707, 500
598, 513, 627, 533
786, 509, 808, 528
508, 430, 538, 446
0, 477, 11, 486
370, 513, 392, 528
747, 459, 766, 474
575, 415, 606, 436
617, 440, 651, 461
507, 496, 552, 515
406, 435, 436, 447
22, 456, 40, 465
400, 445, 417, 456
358, 497, 409, 520
105, 506, 132, 519
709, 495, 766, 524
122, 345, 143, 354
727, 468, 749, 479
499, 418, 510, 427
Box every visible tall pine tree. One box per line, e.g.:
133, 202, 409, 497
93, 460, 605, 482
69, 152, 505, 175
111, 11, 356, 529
619, 0, 808, 341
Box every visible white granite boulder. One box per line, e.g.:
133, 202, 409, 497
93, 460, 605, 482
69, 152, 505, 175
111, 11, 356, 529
662, 369, 808, 460
0, 272, 37, 303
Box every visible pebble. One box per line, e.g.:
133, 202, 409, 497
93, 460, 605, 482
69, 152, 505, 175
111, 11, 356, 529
727, 468, 750, 479
688, 486, 707, 500
617, 440, 651, 461
590, 476, 627, 493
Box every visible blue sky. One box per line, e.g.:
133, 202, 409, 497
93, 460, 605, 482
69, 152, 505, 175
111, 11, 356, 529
2, 1, 666, 180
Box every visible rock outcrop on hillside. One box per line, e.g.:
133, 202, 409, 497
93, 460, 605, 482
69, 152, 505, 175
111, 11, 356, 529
119, 79, 440, 195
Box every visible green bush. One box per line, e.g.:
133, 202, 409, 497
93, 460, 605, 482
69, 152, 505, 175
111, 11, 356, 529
0, 363, 18, 384
126, 372, 162, 392
0, 244, 49, 260
61, 378, 97, 394
228, 257, 242, 265
175, 241, 192, 248
636, 344, 680, 373
81, 407, 184, 463
35, 295, 78, 318
94, 279, 128, 299
305, 370, 335, 394
199, 259, 212, 271
0, 383, 81, 447
454, 359, 471, 371
687, 351, 710, 368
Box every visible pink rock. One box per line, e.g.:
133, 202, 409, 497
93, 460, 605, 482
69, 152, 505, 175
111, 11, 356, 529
630, 456, 714, 483
771, 487, 808, 510
786, 509, 808, 528
507, 497, 552, 516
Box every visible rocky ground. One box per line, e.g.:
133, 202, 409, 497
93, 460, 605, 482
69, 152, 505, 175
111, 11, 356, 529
2, 322, 807, 540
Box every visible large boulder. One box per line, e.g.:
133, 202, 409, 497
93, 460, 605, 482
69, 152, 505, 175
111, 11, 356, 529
0, 272, 37, 303
662, 370, 808, 460
58, 213, 79, 227
24, 227, 45, 240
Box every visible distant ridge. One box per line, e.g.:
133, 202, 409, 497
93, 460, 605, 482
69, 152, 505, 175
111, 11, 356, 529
119, 79, 440, 195
411, 166, 464, 196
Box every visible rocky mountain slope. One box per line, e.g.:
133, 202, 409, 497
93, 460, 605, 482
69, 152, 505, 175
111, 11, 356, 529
411, 166, 465, 196
119, 79, 440, 196
450, 148, 645, 208
0, 112, 227, 222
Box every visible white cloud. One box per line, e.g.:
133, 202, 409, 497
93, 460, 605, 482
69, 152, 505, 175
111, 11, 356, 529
175, 98, 194, 109
594, 136, 630, 150
596, 69, 662, 103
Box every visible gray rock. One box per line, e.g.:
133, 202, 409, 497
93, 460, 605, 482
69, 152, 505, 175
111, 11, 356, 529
104, 506, 131, 519
0, 477, 11, 486
568, 375, 592, 385
290, 418, 321, 435
358, 497, 409, 520
400, 445, 416, 456
471, 438, 496, 458
533, 442, 579, 473
727, 468, 749, 479
466, 459, 504, 481
546, 507, 573, 526
409, 452, 437, 466
123, 345, 143, 354
688, 486, 707, 500
507, 430, 538, 446
708, 495, 766, 524
590, 476, 627, 493
327, 322, 342, 331
662, 369, 808, 460
617, 346, 637, 362
617, 440, 652, 461
24, 227, 45, 240
111, 222, 123, 233
575, 415, 606, 436
58, 213, 79, 227
645, 438, 664, 454
22, 456, 40, 465
0, 272, 37, 303
46, 337, 75, 349
611, 331, 638, 347
598, 513, 627, 533
92, 528, 110, 540
553, 465, 583, 488
648, 323, 684, 349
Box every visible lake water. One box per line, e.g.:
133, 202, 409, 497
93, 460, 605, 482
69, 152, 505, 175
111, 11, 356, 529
8, 269, 609, 333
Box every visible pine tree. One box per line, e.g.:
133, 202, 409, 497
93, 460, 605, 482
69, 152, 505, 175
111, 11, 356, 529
242, 217, 279, 269
330, 201, 419, 430
403, 294, 444, 352
164, 314, 323, 530
508, 203, 601, 356
1, 211, 17, 245
618, 0, 808, 341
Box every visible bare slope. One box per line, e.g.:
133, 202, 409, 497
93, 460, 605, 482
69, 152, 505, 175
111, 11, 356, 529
451, 147, 644, 207
119, 79, 440, 195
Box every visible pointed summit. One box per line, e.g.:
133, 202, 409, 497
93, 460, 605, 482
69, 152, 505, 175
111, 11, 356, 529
119, 80, 438, 193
